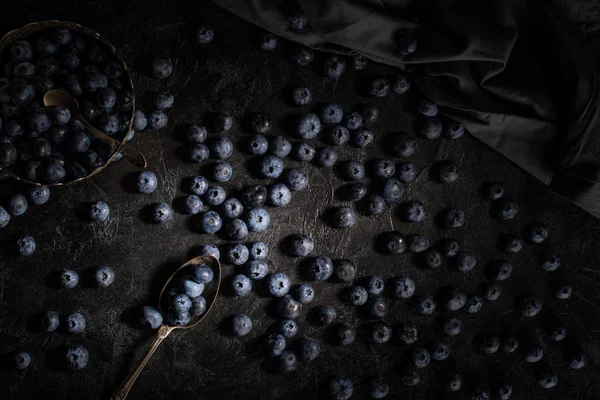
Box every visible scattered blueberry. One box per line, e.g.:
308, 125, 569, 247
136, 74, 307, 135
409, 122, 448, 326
392, 275, 415, 299
65, 344, 89, 370
241, 185, 267, 208
260, 33, 278, 51
464, 295, 483, 314
66, 312, 86, 334
16, 236, 36, 256
249, 112, 271, 134
569, 350, 586, 369
442, 314, 463, 336
196, 25, 214, 44
333, 259, 356, 283
361, 194, 386, 216
232, 274, 252, 296
476, 332, 500, 354
525, 222, 548, 243
288, 234, 314, 257
369, 77, 390, 97
136, 171, 158, 194
443, 287, 466, 311
398, 37, 417, 55
332, 322, 356, 345
227, 243, 249, 266
267, 272, 291, 297
187, 124, 207, 143
500, 336, 520, 353
538, 369, 558, 389
59, 269, 79, 289
277, 296, 303, 319
212, 112, 233, 133
293, 141, 316, 162
232, 314, 252, 336
379, 231, 407, 254
437, 161, 459, 183
380, 178, 404, 203
188, 143, 209, 163
481, 282, 501, 301
152, 202, 173, 224
213, 161, 233, 182
554, 280, 572, 299
184, 195, 204, 215
400, 366, 421, 386
368, 321, 392, 344
152, 55, 173, 78
401, 200, 425, 223
351, 54, 368, 71
292, 47, 314, 66
396, 162, 417, 183
492, 199, 519, 220
500, 234, 523, 253
268, 183, 292, 207
247, 135, 268, 155
523, 344, 544, 363
455, 251, 477, 272
296, 338, 320, 361
313, 306, 336, 325
444, 121, 465, 139
247, 207, 270, 232
341, 160, 365, 181
444, 373, 463, 392
210, 137, 234, 159
520, 294, 543, 317
365, 296, 388, 318
278, 350, 297, 372
365, 377, 389, 399
330, 206, 356, 229
420, 117, 443, 139
549, 325, 567, 342
221, 198, 243, 219
342, 112, 362, 130
339, 182, 367, 202
295, 284, 315, 304
372, 159, 395, 180
539, 252, 560, 271
291, 87, 312, 106
307, 256, 334, 281
279, 319, 299, 338
430, 341, 450, 361
265, 333, 286, 357
324, 56, 346, 78
396, 323, 418, 344
41, 310, 59, 332
487, 260, 513, 281
204, 186, 226, 206
347, 286, 368, 306
7, 194, 27, 216
327, 125, 350, 146
412, 347, 431, 368
417, 295, 436, 315
352, 127, 374, 147
269, 136, 292, 158
314, 147, 337, 168
482, 182, 505, 200
141, 306, 163, 329
406, 234, 429, 252
393, 74, 411, 94
199, 210, 222, 234
284, 168, 309, 191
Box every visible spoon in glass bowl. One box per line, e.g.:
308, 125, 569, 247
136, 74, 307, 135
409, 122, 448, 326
43, 89, 147, 168
109, 255, 221, 400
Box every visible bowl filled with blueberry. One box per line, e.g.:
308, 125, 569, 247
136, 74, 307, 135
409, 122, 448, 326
0, 20, 143, 185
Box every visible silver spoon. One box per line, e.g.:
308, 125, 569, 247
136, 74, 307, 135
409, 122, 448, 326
110, 255, 221, 400
43, 89, 147, 168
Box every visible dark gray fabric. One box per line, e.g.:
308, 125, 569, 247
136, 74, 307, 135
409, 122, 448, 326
213, 0, 600, 218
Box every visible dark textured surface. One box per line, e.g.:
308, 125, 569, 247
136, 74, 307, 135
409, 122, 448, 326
1, 2, 600, 399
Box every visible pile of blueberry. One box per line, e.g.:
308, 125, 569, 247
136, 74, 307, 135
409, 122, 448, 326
0, 28, 136, 183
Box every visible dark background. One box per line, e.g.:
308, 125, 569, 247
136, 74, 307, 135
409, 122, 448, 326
1, 1, 600, 399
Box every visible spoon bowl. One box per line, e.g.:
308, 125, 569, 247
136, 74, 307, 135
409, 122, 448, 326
110, 255, 221, 400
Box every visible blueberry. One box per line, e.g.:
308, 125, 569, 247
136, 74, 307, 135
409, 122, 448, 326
346, 286, 368, 306
65, 345, 89, 370
554, 280, 572, 299
369, 160, 394, 180
267, 183, 291, 208
487, 260, 513, 281
442, 314, 463, 336
89, 265, 112, 288
482, 282, 501, 301
295, 284, 315, 304
332, 259, 356, 283
441, 208, 466, 228
152, 92, 174, 110
269, 136, 292, 158
196, 25, 214, 43
437, 161, 459, 183
83, 73, 108, 93
396, 162, 417, 183
360, 276, 383, 296
392, 275, 415, 299
89, 200, 110, 222
244, 260, 268, 280
246, 113, 271, 135
369, 321, 392, 344
324, 56, 346, 78
284, 168, 309, 191
181, 275, 205, 298
4, 120, 24, 138
499, 234, 523, 253
538, 369, 558, 389
464, 295, 483, 314
420, 117, 443, 139
167, 309, 191, 326
277, 295, 303, 319
380, 178, 404, 203
247, 207, 270, 232
288, 11, 307, 30
330, 206, 356, 229
43, 163, 66, 183
352, 127, 374, 148
7, 194, 28, 216
455, 251, 477, 272
369, 77, 390, 97
444, 120, 465, 139
361, 194, 386, 216
525, 222, 548, 243
277, 350, 297, 372
279, 319, 298, 338
524, 344, 544, 363
223, 219, 247, 240
189, 265, 213, 285
190, 296, 207, 317
211, 112, 233, 134
401, 200, 425, 222
152, 55, 173, 78
204, 186, 226, 206
187, 143, 209, 163
407, 234, 429, 252
288, 234, 314, 257
379, 231, 407, 254
265, 333, 286, 357
539, 252, 560, 271
339, 161, 365, 182
245, 243, 267, 263
48, 125, 69, 143
396, 323, 418, 344
152, 202, 173, 224
417, 295, 436, 315
148, 110, 168, 130
267, 272, 291, 297
500, 336, 519, 353
95, 87, 117, 109
239, 185, 266, 209
41, 310, 60, 332
245, 135, 267, 156
398, 36, 417, 55
351, 54, 368, 71
326, 125, 350, 146
482, 182, 505, 200
260, 33, 278, 50
365, 296, 388, 318
211, 161, 232, 182
549, 325, 567, 342
200, 244, 220, 260
228, 243, 250, 266
307, 256, 333, 281
28, 108, 51, 133
11, 83, 35, 106
291, 86, 312, 106
430, 341, 450, 361
476, 332, 500, 354
217, 198, 241, 220
231, 274, 252, 296
312, 305, 335, 325
10, 40, 33, 63
135, 171, 158, 194
53, 28, 72, 45
331, 322, 356, 345
470, 389, 491, 400
171, 293, 192, 313
292, 47, 314, 66
400, 367, 421, 386
297, 113, 321, 139
365, 377, 388, 399
66, 312, 86, 334
33, 137, 52, 159
444, 373, 463, 392
64, 161, 85, 180
60, 270, 79, 289
569, 350, 587, 370
14, 62, 36, 78
314, 147, 337, 168
293, 141, 316, 162
392, 74, 411, 94
411, 347, 431, 369
342, 112, 362, 130
339, 182, 367, 202
416, 98, 437, 117
208, 138, 233, 160
492, 199, 519, 220
296, 338, 320, 361
520, 294, 543, 317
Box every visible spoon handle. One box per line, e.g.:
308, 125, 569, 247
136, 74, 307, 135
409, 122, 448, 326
78, 117, 147, 169
110, 325, 173, 400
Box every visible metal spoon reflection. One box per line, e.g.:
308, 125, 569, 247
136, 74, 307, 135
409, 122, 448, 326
42, 89, 147, 168
110, 255, 221, 400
